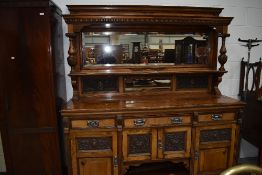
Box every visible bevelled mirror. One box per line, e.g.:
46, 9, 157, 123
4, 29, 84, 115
82, 32, 209, 67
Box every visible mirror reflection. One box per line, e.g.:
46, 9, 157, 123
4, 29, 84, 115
82, 32, 209, 66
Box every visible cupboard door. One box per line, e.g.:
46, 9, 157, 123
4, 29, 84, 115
70, 131, 118, 175
79, 158, 112, 175
5, 8, 57, 129
158, 127, 191, 159
123, 129, 157, 161
194, 124, 237, 175
199, 147, 228, 173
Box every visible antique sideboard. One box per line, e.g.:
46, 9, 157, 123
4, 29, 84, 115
61, 5, 245, 175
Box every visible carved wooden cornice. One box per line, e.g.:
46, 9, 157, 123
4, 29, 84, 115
66, 5, 223, 17
63, 16, 233, 26
63, 5, 233, 27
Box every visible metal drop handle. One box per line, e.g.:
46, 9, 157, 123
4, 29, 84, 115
211, 114, 222, 121
134, 119, 146, 126
171, 117, 183, 124
87, 120, 99, 128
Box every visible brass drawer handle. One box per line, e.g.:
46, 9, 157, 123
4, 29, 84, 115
211, 114, 222, 121
134, 119, 146, 126
87, 120, 99, 128
171, 117, 183, 124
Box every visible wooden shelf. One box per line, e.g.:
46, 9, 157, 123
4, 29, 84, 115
70, 68, 224, 76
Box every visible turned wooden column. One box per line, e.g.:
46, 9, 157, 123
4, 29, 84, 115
66, 33, 77, 69
214, 33, 230, 95
66, 33, 79, 99
218, 33, 230, 72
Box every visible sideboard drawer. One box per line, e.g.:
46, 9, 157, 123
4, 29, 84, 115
71, 119, 115, 129
124, 115, 191, 128
198, 113, 235, 123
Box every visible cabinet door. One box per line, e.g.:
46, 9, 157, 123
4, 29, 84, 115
193, 124, 237, 175
158, 127, 191, 159
198, 147, 228, 173
70, 131, 118, 175
123, 129, 157, 161
79, 158, 112, 175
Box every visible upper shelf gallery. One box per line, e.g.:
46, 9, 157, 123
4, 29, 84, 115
63, 5, 233, 70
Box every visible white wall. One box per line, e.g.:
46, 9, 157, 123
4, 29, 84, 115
1, 0, 262, 172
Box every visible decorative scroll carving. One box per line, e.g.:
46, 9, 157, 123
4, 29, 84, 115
200, 128, 231, 143
65, 33, 77, 68
128, 134, 151, 154
164, 132, 186, 151
77, 137, 112, 151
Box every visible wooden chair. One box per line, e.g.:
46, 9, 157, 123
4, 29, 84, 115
239, 59, 262, 165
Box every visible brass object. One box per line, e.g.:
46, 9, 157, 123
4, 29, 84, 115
171, 117, 183, 124
211, 114, 222, 121
87, 120, 99, 128
134, 119, 146, 126
220, 164, 262, 175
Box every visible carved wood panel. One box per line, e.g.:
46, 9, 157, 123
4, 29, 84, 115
159, 127, 191, 159
128, 134, 151, 154
200, 128, 231, 143
164, 131, 186, 151
77, 137, 112, 151
123, 129, 156, 161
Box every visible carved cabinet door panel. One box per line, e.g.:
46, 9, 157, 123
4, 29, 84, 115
122, 128, 157, 161
193, 124, 237, 175
70, 131, 118, 175
158, 127, 191, 159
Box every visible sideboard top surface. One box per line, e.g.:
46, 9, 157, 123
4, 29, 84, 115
61, 93, 245, 115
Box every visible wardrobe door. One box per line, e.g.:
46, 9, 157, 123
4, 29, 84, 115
0, 5, 62, 175
0, 7, 20, 173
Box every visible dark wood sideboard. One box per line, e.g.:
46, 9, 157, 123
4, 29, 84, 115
0, 1, 66, 174
61, 5, 245, 175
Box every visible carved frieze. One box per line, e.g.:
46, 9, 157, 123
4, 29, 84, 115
128, 134, 151, 154
77, 137, 112, 151
164, 132, 186, 151
64, 17, 232, 26
200, 128, 231, 143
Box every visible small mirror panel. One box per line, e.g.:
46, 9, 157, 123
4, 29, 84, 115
124, 75, 172, 92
